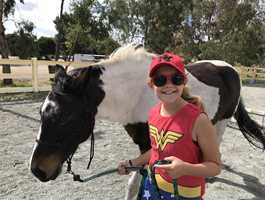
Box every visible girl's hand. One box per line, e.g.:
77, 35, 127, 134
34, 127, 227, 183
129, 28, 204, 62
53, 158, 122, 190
156, 156, 187, 179
117, 160, 131, 175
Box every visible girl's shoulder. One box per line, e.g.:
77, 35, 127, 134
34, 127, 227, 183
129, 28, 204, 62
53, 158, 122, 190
148, 103, 161, 119
182, 102, 203, 116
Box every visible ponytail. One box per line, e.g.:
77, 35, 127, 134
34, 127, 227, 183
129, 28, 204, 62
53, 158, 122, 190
182, 86, 205, 112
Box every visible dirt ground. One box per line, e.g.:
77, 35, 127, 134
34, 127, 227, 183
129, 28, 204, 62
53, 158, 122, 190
0, 85, 265, 200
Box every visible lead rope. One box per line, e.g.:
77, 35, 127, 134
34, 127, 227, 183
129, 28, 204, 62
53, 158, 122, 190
86, 131, 94, 169
66, 131, 95, 182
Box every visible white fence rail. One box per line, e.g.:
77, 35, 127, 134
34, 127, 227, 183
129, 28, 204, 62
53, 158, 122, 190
0, 58, 93, 93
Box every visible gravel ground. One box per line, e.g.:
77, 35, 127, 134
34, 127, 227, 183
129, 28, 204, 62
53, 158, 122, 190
0, 85, 265, 200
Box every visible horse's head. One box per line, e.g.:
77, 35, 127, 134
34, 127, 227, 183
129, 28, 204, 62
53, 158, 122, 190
30, 65, 105, 182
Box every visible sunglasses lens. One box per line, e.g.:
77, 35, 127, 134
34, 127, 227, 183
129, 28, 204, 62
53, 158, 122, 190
153, 75, 167, 87
171, 75, 184, 85
153, 74, 184, 87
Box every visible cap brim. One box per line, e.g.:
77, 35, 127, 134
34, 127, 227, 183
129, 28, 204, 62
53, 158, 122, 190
149, 62, 184, 77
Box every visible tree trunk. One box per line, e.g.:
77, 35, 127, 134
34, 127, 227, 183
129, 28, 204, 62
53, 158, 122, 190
0, 0, 12, 85
55, 0, 65, 60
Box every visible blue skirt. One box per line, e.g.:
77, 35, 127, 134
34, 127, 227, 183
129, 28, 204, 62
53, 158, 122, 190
139, 175, 201, 200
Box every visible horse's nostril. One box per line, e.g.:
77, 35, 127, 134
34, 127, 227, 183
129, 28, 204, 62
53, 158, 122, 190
31, 167, 47, 181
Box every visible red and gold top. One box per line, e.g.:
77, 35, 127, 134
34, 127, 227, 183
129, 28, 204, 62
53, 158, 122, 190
148, 102, 205, 199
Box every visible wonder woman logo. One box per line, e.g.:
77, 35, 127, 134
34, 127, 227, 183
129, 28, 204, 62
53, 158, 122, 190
150, 125, 183, 151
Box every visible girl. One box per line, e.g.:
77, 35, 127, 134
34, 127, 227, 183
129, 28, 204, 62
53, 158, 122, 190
118, 52, 221, 200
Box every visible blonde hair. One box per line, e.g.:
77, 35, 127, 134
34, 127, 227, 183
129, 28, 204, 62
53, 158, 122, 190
182, 86, 205, 112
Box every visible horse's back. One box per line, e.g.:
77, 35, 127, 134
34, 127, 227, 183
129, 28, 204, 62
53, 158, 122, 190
186, 60, 241, 124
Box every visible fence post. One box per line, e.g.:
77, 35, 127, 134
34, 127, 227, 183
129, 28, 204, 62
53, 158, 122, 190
31, 57, 39, 92
237, 65, 243, 79
253, 66, 257, 83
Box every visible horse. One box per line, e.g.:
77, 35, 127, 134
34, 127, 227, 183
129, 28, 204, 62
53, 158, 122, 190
30, 44, 265, 199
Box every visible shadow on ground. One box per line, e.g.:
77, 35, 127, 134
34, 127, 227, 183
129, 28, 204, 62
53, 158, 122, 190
208, 164, 265, 200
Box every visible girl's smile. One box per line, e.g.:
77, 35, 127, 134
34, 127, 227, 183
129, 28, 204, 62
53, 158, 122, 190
152, 66, 185, 104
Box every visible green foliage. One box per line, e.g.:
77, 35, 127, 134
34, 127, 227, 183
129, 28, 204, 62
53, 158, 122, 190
181, 0, 265, 65
2, 0, 264, 66
94, 37, 120, 54
54, 0, 118, 56
105, 0, 193, 53
104, 0, 264, 65
6, 20, 38, 59
37, 37, 56, 58
2, 0, 23, 17
65, 22, 96, 54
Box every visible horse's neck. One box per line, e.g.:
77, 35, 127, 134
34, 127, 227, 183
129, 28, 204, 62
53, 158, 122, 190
96, 59, 158, 125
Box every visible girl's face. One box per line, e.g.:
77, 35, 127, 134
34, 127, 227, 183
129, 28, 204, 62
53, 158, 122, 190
151, 65, 185, 104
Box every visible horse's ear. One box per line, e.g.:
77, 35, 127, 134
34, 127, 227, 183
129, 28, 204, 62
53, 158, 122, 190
53, 64, 77, 93
55, 64, 65, 72
75, 66, 104, 84
134, 44, 143, 50
54, 65, 68, 82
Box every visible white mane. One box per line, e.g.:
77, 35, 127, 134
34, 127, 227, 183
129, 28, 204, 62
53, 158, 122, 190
97, 43, 156, 66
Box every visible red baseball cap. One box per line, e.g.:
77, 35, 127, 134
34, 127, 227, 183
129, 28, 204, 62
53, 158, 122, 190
149, 51, 186, 79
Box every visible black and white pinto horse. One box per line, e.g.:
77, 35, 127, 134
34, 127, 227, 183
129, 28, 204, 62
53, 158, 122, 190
30, 44, 265, 199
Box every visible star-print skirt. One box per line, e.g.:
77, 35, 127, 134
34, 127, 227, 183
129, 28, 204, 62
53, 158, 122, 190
139, 175, 201, 200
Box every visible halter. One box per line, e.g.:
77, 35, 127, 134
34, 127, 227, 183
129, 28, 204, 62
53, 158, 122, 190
41, 89, 96, 181
35, 129, 95, 182
66, 131, 95, 182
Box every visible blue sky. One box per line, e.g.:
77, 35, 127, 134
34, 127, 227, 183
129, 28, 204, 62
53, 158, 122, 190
4, 0, 71, 38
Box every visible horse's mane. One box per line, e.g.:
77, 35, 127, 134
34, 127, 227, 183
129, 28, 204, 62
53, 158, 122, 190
96, 43, 156, 66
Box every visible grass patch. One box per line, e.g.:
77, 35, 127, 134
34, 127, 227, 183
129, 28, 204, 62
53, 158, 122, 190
0, 80, 32, 87
0, 91, 48, 102
241, 79, 265, 85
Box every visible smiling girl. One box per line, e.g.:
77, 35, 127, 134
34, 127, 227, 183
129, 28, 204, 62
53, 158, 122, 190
118, 52, 221, 200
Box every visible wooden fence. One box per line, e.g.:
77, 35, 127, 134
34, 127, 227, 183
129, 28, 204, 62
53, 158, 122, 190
236, 65, 265, 83
0, 58, 265, 94
0, 58, 93, 93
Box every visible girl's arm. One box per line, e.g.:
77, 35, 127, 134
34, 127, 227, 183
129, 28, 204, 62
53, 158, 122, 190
158, 113, 221, 178
130, 149, 151, 166
182, 113, 221, 177
117, 149, 151, 175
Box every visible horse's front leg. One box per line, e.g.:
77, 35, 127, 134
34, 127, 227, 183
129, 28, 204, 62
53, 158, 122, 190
215, 119, 229, 146
124, 122, 151, 154
123, 122, 151, 200
125, 172, 142, 200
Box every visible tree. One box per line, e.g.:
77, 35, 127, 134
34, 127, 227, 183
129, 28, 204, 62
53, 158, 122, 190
55, 0, 65, 60
182, 0, 265, 65
7, 20, 37, 59
55, 0, 119, 57
37, 37, 56, 59
104, 0, 264, 64
104, 0, 193, 53
0, 0, 24, 85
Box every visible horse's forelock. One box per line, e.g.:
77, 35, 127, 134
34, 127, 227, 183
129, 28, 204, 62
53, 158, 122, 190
52, 68, 80, 95
52, 66, 104, 96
